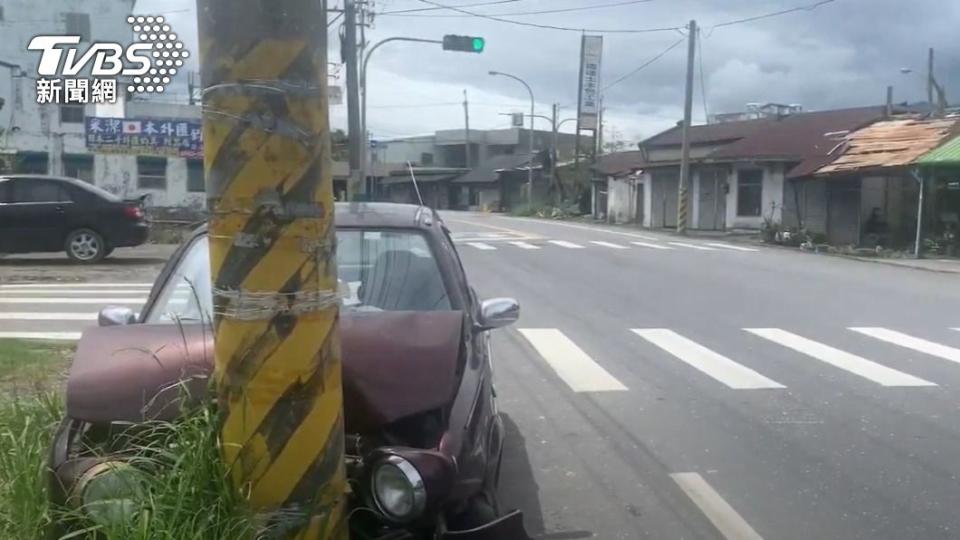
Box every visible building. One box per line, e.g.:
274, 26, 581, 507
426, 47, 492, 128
370, 127, 580, 169
595, 106, 904, 235
0, 0, 210, 215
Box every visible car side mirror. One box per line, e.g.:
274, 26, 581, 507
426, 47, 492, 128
98, 306, 137, 327
477, 298, 519, 331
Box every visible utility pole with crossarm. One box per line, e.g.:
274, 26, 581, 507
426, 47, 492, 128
197, 0, 347, 538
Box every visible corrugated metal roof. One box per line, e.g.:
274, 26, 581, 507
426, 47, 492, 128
917, 134, 960, 165
814, 117, 960, 175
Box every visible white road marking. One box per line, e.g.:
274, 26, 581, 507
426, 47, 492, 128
671, 473, 764, 540
0, 331, 82, 341
632, 329, 785, 390
0, 283, 152, 289
630, 241, 674, 250
667, 242, 718, 251
547, 240, 585, 249
466, 242, 497, 251
518, 328, 627, 392
500, 216, 662, 241
590, 241, 628, 249
0, 290, 148, 295
508, 241, 540, 250
0, 298, 146, 304
851, 327, 960, 364
0, 312, 97, 321
707, 243, 759, 252
746, 328, 936, 387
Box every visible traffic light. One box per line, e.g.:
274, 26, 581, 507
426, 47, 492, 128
442, 35, 485, 53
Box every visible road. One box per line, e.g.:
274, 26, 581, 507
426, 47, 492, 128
2, 212, 960, 539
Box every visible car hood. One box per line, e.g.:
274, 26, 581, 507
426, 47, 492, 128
66, 311, 465, 433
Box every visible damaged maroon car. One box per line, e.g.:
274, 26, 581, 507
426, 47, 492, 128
48, 203, 529, 540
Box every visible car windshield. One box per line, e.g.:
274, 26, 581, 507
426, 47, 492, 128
145, 229, 451, 323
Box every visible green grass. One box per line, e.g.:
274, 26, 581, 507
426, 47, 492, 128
0, 340, 259, 539
0, 339, 74, 389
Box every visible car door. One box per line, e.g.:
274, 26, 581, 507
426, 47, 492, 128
6, 178, 76, 253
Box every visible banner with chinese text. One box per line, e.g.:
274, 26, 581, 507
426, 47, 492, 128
84, 117, 203, 158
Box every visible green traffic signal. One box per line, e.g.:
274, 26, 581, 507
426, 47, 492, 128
442, 35, 485, 53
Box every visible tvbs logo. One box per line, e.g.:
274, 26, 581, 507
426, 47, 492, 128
27, 15, 189, 104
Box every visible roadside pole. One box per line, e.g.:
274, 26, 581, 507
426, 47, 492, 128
551, 103, 559, 203
677, 19, 696, 235
198, 0, 346, 537
345, 0, 363, 199
463, 89, 472, 168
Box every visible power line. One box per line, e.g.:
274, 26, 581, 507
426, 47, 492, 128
384, 0, 654, 18
603, 37, 685, 91
707, 0, 835, 33
414, 0, 682, 33
380, 0, 520, 15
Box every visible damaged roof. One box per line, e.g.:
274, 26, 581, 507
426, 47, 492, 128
814, 117, 960, 175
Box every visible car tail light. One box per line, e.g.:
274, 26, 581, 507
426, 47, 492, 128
123, 206, 144, 220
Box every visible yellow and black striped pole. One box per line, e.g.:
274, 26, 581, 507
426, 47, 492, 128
198, 0, 346, 538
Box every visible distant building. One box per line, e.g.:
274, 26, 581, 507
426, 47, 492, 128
709, 102, 804, 124
370, 128, 581, 168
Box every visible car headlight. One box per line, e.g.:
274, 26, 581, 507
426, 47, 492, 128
75, 461, 146, 526
370, 455, 427, 522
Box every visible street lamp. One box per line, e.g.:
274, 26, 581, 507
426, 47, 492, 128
489, 70, 535, 206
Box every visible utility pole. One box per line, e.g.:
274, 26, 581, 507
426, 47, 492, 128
927, 47, 934, 107
198, 0, 346, 538
676, 19, 697, 235
551, 103, 559, 202
345, 0, 363, 198
463, 89, 472, 168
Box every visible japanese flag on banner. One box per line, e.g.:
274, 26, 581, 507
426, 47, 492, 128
122, 120, 142, 134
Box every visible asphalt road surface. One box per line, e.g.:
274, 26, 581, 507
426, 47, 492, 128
3, 212, 960, 539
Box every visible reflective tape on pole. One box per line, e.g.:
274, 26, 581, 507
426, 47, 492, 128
198, 0, 346, 538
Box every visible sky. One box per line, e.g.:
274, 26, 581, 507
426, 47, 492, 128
134, 0, 960, 147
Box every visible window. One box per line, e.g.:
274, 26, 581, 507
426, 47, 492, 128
63, 154, 94, 183
137, 156, 167, 190
145, 230, 452, 323
11, 179, 72, 203
736, 169, 763, 217
187, 159, 205, 192
64, 13, 91, 42
59, 104, 85, 124
420, 152, 435, 166
14, 152, 48, 174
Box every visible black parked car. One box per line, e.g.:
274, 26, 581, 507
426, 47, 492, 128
0, 175, 149, 262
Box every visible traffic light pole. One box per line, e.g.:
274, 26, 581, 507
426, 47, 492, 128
359, 37, 442, 190
198, 0, 346, 537
677, 19, 697, 235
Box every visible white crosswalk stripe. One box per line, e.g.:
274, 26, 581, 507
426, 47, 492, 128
671, 473, 764, 540
590, 241, 628, 249
667, 242, 718, 251
0, 331, 83, 340
548, 240, 585, 249
518, 328, 627, 392
850, 327, 960, 364
707, 243, 759, 252
508, 241, 541, 250
630, 241, 674, 250
466, 242, 497, 251
746, 328, 936, 387
632, 329, 785, 390
0, 297, 147, 304
0, 313, 98, 321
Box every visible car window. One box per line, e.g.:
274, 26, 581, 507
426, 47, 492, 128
71, 180, 122, 202
10, 179, 72, 203
145, 229, 452, 324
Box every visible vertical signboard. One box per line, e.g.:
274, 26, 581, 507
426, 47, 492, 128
576, 35, 603, 133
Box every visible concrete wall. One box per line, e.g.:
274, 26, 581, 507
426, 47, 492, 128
725, 163, 784, 230
606, 176, 643, 224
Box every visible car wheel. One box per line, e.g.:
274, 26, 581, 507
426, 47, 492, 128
65, 229, 106, 263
